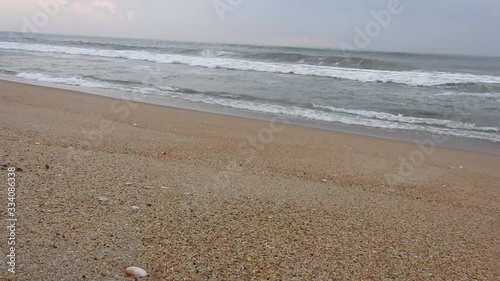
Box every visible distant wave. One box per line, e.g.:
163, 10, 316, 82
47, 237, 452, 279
3, 42, 500, 87
242, 52, 408, 69
63, 40, 147, 51
200, 50, 238, 57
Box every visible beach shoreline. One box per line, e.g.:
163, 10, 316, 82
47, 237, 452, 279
1, 79, 500, 280
2, 76, 499, 156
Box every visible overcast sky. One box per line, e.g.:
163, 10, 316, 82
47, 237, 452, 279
0, 0, 499, 56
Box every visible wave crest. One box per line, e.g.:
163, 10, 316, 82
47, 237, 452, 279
3, 42, 500, 87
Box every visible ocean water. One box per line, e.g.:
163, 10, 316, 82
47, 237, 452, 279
1, 32, 500, 150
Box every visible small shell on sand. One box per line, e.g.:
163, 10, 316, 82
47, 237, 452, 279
125, 266, 147, 279
97, 196, 109, 202
131, 206, 140, 210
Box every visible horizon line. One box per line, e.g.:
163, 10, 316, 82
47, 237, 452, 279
1, 30, 499, 59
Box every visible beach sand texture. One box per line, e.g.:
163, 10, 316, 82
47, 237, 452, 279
0, 80, 499, 280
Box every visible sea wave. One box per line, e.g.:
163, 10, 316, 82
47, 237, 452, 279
16, 72, 109, 88
435, 92, 500, 98
242, 52, 407, 69
200, 50, 237, 57
313, 105, 499, 132
0, 68, 17, 75
152, 90, 500, 142
3, 42, 500, 87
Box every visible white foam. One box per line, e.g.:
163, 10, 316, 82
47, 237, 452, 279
435, 92, 500, 98
151, 89, 500, 142
313, 105, 499, 132
3, 42, 500, 87
16, 72, 108, 88
200, 50, 236, 57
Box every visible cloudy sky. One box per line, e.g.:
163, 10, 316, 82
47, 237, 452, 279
0, 0, 499, 56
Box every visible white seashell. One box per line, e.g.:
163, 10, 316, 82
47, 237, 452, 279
97, 196, 109, 202
133, 123, 138, 126
131, 206, 140, 210
125, 266, 147, 278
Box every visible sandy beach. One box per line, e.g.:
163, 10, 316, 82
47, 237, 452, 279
0, 79, 499, 280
